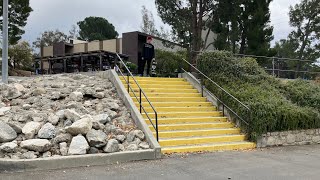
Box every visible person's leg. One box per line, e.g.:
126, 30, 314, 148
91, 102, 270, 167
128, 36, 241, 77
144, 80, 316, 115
139, 58, 147, 76
146, 58, 152, 76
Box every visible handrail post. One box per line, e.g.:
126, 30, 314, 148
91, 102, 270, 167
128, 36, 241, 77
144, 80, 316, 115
139, 89, 142, 113
155, 112, 159, 142
127, 73, 130, 92
201, 77, 204, 97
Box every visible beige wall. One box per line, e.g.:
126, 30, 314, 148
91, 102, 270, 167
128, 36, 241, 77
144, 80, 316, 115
102, 39, 117, 53
88, 41, 100, 51
73, 43, 86, 53
43, 46, 53, 57
42, 60, 49, 69
118, 38, 123, 54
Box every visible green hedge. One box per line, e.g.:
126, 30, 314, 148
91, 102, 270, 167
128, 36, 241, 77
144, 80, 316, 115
197, 51, 320, 140
155, 49, 187, 77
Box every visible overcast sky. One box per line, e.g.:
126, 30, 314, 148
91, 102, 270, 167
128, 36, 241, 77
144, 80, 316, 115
22, 0, 301, 47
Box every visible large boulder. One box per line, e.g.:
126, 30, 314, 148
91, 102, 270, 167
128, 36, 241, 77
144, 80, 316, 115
69, 91, 83, 102
20, 139, 51, 152
0, 107, 11, 116
0, 142, 18, 152
93, 114, 110, 124
22, 121, 42, 139
65, 117, 92, 135
0, 121, 17, 142
86, 129, 107, 148
68, 135, 89, 155
103, 139, 119, 153
38, 123, 56, 139
64, 109, 81, 122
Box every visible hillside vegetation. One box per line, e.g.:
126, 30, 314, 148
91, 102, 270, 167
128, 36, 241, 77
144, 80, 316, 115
197, 51, 320, 140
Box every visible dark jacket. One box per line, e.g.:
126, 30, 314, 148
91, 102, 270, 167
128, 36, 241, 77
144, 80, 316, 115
142, 43, 155, 60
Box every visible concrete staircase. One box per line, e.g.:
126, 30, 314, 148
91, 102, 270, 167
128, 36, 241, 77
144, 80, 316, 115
121, 77, 255, 153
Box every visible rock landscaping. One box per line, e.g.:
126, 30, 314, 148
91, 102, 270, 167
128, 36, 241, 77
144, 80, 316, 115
0, 74, 149, 159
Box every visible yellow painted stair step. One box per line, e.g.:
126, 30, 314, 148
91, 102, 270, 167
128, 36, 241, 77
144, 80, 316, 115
135, 102, 213, 107
127, 77, 184, 81
133, 97, 207, 102
127, 84, 194, 89
153, 128, 241, 138
121, 80, 190, 85
130, 92, 202, 97
142, 111, 223, 118
161, 142, 256, 154
159, 135, 246, 147
145, 117, 228, 125
131, 88, 199, 93
149, 122, 234, 131
141, 106, 217, 113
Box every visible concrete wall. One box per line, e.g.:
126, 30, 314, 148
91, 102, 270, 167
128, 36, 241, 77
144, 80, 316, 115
43, 46, 53, 57
73, 43, 86, 53
257, 129, 320, 148
102, 39, 117, 53
88, 41, 100, 51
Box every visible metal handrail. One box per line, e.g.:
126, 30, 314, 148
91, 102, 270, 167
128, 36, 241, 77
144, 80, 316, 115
115, 54, 159, 141
181, 58, 251, 126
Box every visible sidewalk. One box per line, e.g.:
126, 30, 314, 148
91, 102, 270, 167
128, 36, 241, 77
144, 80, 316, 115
2, 145, 320, 180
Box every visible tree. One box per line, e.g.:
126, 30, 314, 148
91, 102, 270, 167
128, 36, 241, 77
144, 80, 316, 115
8, 41, 33, 70
141, 5, 158, 36
288, 0, 320, 77
32, 29, 68, 49
77, 17, 119, 41
210, 0, 274, 56
155, 0, 215, 63
69, 25, 79, 39
140, 5, 173, 41
0, 0, 33, 45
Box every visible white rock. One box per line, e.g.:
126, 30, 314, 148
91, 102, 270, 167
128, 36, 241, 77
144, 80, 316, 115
48, 114, 60, 125
22, 121, 42, 139
103, 139, 119, 153
20, 139, 51, 152
70, 91, 83, 102
94, 92, 105, 99
22, 104, 32, 110
64, 109, 81, 122
116, 135, 126, 142
0, 107, 11, 116
139, 142, 150, 149
86, 129, 107, 148
43, 151, 52, 158
0, 142, 18, 152
13, 83, 26, 92
59, 142, 68, 156
32, 88, 46, 96
127, 144, 139, 151
7, 122, 22, 134
55, 110, 65, 120
65, 117, 92, 135
22, 151, 38, 159
0, 121, 17, 142
68, 135, 89, 155
134, 130, 145, 140
93, 114, 110, 124
38, 123, 56, 139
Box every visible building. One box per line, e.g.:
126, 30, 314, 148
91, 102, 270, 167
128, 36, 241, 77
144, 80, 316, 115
36, 31, 184, 74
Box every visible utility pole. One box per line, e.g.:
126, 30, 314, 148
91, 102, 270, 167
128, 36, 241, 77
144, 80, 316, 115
2, 0, 9, 84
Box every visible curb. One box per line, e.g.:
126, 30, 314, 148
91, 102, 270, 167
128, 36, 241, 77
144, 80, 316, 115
0, 149, 156, 172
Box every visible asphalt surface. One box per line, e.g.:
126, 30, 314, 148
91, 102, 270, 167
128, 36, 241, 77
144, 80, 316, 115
2, 145, 320, 180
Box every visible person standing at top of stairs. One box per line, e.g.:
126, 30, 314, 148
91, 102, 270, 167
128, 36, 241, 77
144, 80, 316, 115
139, 36, 155, 76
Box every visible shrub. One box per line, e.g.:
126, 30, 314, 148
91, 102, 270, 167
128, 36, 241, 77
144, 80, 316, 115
155, 49, 187, 77
197, 51, 320, 140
